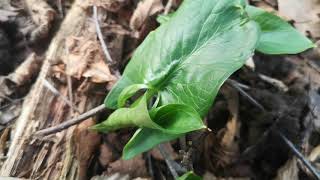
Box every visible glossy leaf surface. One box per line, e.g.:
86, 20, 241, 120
100, 0, 262, 159
105, 0, 259, 116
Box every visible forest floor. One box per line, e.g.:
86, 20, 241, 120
1, 0, 320, 179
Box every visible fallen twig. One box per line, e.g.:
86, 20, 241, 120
258, 74, 289, 92
34, 104, 106, 136
277, 131, 320, 180
93, 6, 113, 63
158, 144, 179, 179
43, 79, 80, 113
226, 79, 265, 111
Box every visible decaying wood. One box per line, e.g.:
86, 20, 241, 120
0, 0, 119, 178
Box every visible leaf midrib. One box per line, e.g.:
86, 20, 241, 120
149, 5, 245, 91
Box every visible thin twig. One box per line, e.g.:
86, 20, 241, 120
147, 153, 155, 179
277, 131, 320, 180
93, 6, 113, 63
258, 74, 289, 92
158, 144, 179, 179
34, 104, 106, 136
226, 79, 265, 111
228, 79, 250, 90
0, 94, 13, 103
43, 79, 80, 113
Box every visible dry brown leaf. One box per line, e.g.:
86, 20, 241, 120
203, 85, 240, 171
274, 158, 298, 180
308, 144, 320, 162
61, 36, 116, 83
220, 85, 240, 148
83, 60, 115, 83
0, 53, 42, 104
130, 0, 164, 30
278, 0, 320, 39
107, 155, 149, 178
25, 0, 56, 41
8, 53, 42, 85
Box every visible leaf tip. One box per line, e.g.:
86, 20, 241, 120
89, 124, 108, 133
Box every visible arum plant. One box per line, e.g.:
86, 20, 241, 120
92, 0, 314, 160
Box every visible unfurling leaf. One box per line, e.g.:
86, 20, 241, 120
117, 84, 150, 108
92, 92, 205, 133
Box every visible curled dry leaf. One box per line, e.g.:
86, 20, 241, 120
25, 0, 56, 41
0, 53, 42, 104
83, 60, 114, 83
278, 0, 320, 39
56, 35, 116, 83
130, 0, 164, 30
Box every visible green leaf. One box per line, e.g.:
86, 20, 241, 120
156, 13, 175, 24
152, 104, 206, 134
93, 92, 205, 133
123, 128, 181, 160
178, 171, 202, 180
117, 84, 149, 108
105, 0, 260, 118
103, 0, 259, 159
246, 5, 315, 54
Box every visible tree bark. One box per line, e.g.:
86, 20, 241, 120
0, 0, 118, 179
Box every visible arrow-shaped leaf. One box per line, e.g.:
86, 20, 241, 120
105, 0, 259, 117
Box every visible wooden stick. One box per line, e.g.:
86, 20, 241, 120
158, 144, 179, 179
34, 104, 106, 136
277, 131, 320, 180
